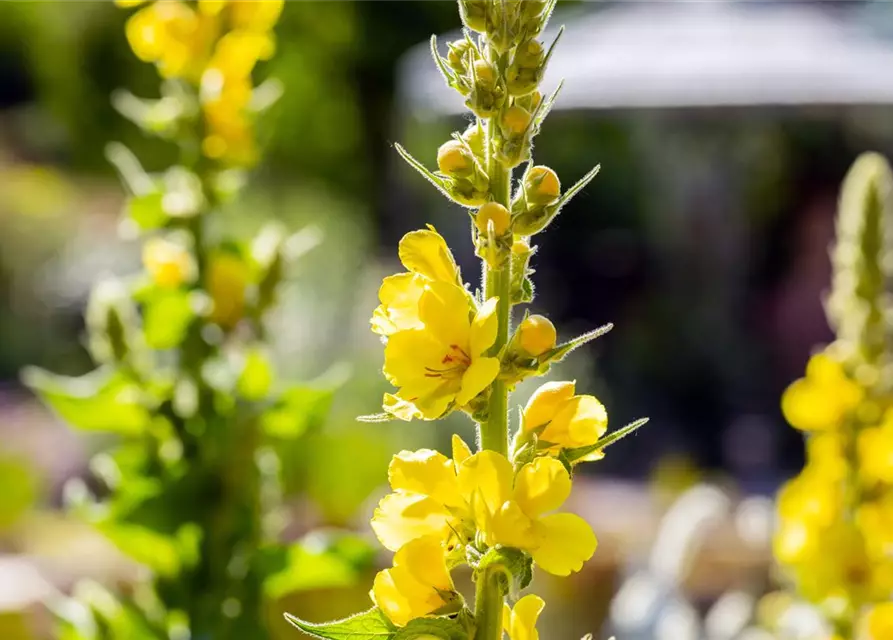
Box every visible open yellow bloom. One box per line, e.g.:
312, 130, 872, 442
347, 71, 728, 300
458, 452, 597, 576
371, 436, 474, 553
858, 414, 893, 486
382, 281, 500, 420
370, 535, 457, 627
781, 352, 862, 432
371, 228, 463, 336
522, 381, 608, 458
125, 1, 216, 81
503, 594, 544, 640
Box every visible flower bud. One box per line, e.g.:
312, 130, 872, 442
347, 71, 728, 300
514, 90, 543, 113
500, 105, 532, 137
437, 140, 473, 177
506, 39, 546, 96
512, 238, 530, 255
524, 166, 561, 205
475, 202, 511, 237
518, 314, 556, 356
461, 121, 486, 159
447, 178, 490, 207
458, 0, 488, 32
473, 60, 497, 87
447, 39, 472, 74
143, 237, 194, 288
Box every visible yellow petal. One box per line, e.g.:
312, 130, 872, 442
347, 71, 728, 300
394, 535, 453, 593
388, 449, 461, 507
509, 594, 545, 640
781, 378, 843, 431
398, 228, 461, 285
487, 499, 534, 548
523, 381, 576, 432
542, 394, 608, 448
530, 513, 597, 576
382, 393, 423, 421
372, 273, 425, 335
456, 357, 500, 406
457, 451, 513, 519
452, 434, 473, 467
371, 568, 413, 627
503, 603, 513, 635
383, 329, 446, 386
470, 297, 499, 356
418, 281, 472, 349
370, 492, 453, 552
513, 457, 571, 517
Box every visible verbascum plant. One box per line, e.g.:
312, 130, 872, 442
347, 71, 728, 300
774, 153, 893, 640
286, 2, 647, 640
22, 2, 335, 638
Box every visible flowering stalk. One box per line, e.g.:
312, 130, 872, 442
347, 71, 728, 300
22, 2, 331, 638
287, 2, 648, 640
775, 153, 893, 639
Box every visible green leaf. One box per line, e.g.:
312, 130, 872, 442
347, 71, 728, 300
356, 412, 397, 424
394, 617, 468, 640
564, 417, 650, 463
238, 348, 274, 401
262, 386, 332, 439
476, 546, 532, 592
393, 144, 456, 205
143, 290, 194, 350
0, 457, 37, 530
95, 522, 183, 577
23, 367, 151, 435
127, 192, 167, 230
537, 323, 613, 366
284, 607, 396, 640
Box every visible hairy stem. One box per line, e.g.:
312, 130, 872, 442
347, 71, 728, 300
473, 565, 506, 640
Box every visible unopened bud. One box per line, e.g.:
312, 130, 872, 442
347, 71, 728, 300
501, 106, 532, 137
515, 91, 542, 113
143, 237, 194, 288
524, 166, 561, 205
475, 202, 511, 236
512, 238, 530, 255
462, 121, 486, 158
507, 40, 546, 96
518, 314, 557, 356
473, 60, 497, 87
447, 39, 473, 74
458, 0, 488, 32
437, 140, 473, 177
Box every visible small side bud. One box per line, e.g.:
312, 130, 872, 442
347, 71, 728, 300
458, 0, 488, 32
475, 202, 512, 236
514, 91, 543, 113
462, 121, 486, 159
447, 39, 473, 74
525, 166, 561, 205
500, 106, 532, 137
466, 60, 505, 118
518, 315, 556, 356
506, 39, 546, 96
509, 238, 535, 305
437, 140, 474, 177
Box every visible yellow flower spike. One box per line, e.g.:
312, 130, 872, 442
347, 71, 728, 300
503, 594, 545, 640
517, 315, 556, 356
381, 283, 499, 420
476, 202, 512, 237
371, 536, 457, 627
142, 237, 194, 288
781, 352, 862, 432
371, 228, 463, 337
125, 1, 216, 81
524, 166, 561, 206
522, 381, 608, 454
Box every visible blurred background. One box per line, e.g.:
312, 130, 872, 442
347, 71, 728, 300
2, 1, 893, 638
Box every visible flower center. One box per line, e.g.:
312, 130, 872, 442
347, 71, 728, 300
424, 344, 472, 379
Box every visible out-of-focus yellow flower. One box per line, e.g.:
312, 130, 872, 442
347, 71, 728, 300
781, 352, 862, 432
521, 381, 608, 457
458, 452, 597, 576
858, 414, 893, 486
370, 535, 457, 627
125, 1, 217, 81
382, 282, 500, 420
371, 438, 474, 553
143, 237, 194, 288
229, 0, 284, 33
857, 496, 893, 561
115, 0, 148, 7
206, 251, 249, 329
371, 228, 463, 336
866, 602, 893, 640
503, 594, 544, 640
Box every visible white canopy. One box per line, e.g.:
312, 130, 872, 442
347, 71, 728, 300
398, 2, 893, 115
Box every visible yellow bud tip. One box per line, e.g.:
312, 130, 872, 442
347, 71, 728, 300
143, 237, 192, 288
512, 238, 530, 255
473, 60, 496, 85
525, 166, 561, 204
518, 314, 557, 356
502, 106, 532, 136
476, 202, 511, 236
437, 140, 471, 175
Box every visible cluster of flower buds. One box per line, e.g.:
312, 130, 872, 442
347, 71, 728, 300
459, 0, 555, 53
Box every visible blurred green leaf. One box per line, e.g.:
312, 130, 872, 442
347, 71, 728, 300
127, 192, 166, 230
23, 367, 151, 435
95, 522, 182, 577
143, 289, 193, 350
0, 457, 38, 530
238, 348, 274, 401
262, 385, 332, 439
284, 607, 395, 640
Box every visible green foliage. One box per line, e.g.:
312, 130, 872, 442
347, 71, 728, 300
394, 617, 469, 640
0, 457, 38, 530
285, 607, 396, 640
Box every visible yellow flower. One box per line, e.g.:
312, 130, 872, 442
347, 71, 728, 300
866, 602, 893, 640
125, 1, 216, 81
458, 452, 597, 576
382, 281, 500, 420
858, 416, 893, 485
781, 352, 862, 432
857, 496, 893, 561
503, 594, 545, 640
371, 229, 463, 337
206, 251, 249, 329
143, 237, 193, 288
370, 535, 457, 627
371, 437, 474, 552
521, 381, 608, 457
229, 0, 284, 33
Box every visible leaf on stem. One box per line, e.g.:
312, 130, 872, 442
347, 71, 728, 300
394, 617, 468, 640
394, 143, 456, 205
284, 607, 396, 640
536, 322, 613, 364
564, 417, 650, 463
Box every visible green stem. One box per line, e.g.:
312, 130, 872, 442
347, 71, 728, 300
473, 566, 506, 640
